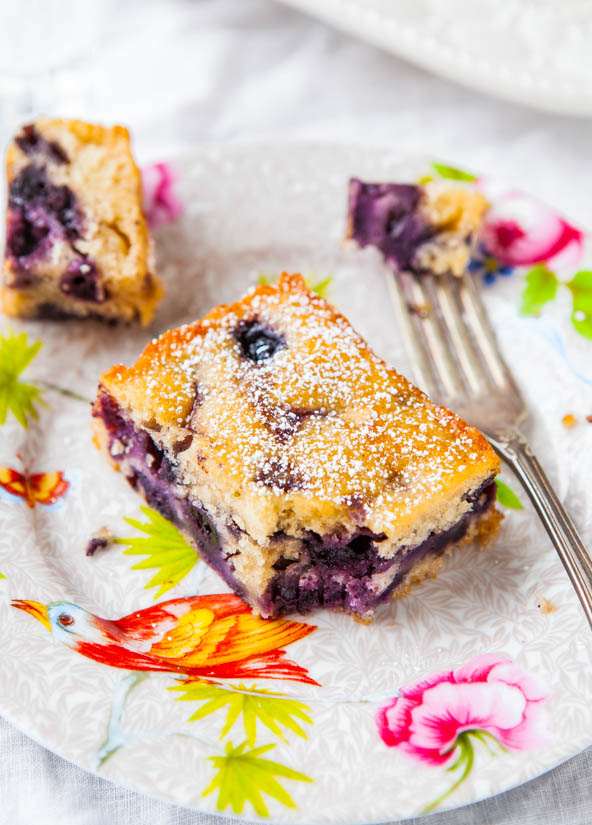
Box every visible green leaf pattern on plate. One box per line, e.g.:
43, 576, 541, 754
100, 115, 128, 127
0, 330, 45, 428
567, 270, 592, 340
495, 479, 524, 510
432, 161, 478, 182
171, 681, 312, 746
257, 272, 332, 298
520, 265, 558, 317
203, 740, 312, 817
114, 506, 199, 598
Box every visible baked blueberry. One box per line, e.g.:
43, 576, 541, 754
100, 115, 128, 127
15, 124, 69, 164
6, 208, 50, 261
234, 319, 286, 363
60, 259, 105, 303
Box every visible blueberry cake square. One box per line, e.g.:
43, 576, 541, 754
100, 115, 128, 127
2, 118, 163, 324
93, 273, 501, 619
346, 178, 487, 276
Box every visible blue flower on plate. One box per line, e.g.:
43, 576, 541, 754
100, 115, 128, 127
468, 244, 515, 285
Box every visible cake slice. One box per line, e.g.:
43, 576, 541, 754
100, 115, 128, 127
346, 178, 487, 276
2, 118, 163, 324
92, 273, 500, 619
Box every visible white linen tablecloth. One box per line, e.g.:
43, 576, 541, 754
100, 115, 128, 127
1, 1, 592, 822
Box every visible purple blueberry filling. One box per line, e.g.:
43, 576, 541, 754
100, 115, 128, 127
348, 179, 436, 274
15, 124, 69, 164
234, 319, 286, 363
9, 164, 81, 240
262, 481, 495, 617
60, 259, 106, 303
5, 164, 107, 304
6, 164, 83, 272
6, 208, 50, 261
93, 392, 246, 598
94, 391, 497, 618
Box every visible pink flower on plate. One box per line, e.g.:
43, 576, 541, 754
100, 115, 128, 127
141, 162, 184, 228
481, 192, 583, 271
376, 654, 550, 812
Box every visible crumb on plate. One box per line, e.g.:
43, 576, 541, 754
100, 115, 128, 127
86, 526, 114, 557
537, 596, 558, 614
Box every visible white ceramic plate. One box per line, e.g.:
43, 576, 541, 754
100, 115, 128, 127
278, 0, 592, 117
1, 142, 592, 823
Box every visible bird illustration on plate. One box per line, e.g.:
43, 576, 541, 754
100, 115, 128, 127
12, 593, 319, 769
12, 592, 318, 685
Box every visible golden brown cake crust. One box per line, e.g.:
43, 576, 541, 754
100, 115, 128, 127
98, 273, 500, 556
2, 117, 163, 324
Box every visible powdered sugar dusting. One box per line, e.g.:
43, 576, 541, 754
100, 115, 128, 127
105, 274, 496, 534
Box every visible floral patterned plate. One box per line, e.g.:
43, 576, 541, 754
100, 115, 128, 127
1, 143, 592, 823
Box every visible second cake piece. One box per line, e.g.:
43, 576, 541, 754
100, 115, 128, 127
2, 118, 163, 324
93, 273, 500, 619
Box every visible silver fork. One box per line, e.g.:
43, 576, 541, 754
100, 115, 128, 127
386, 267, 592, 629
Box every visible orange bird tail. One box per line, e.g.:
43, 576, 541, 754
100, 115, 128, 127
202, 649, 320, 686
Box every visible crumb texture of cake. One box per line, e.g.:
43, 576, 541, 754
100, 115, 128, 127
346, 178, 487, 276
93, 273, 500, 618
2, 118, 163, 324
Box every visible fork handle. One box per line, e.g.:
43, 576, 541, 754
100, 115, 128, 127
489, 431, 592, 630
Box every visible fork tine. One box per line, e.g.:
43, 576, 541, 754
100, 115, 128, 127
458, 272, 524, 398
405, 273, 466, 400
421, 274, 489, 397
385, 270, 439, 398
432, 274, 490, 395
388, 269, 472, 401
388, 262, 524, 409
